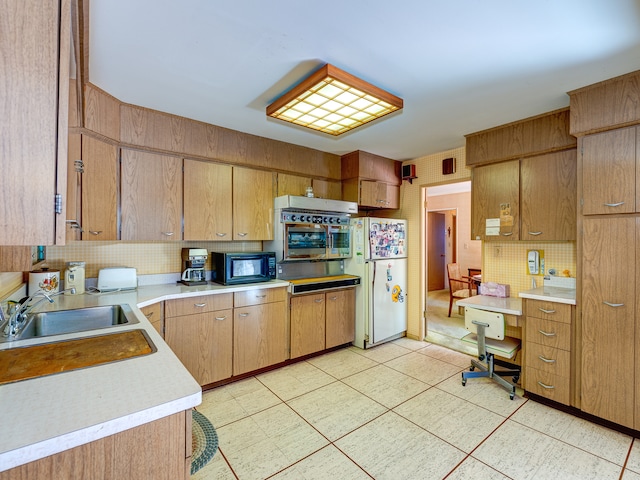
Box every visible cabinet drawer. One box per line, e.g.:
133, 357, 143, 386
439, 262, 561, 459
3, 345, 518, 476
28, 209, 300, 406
234, 287, 287, 307
526, 317, 571, 350
525, 367, 570, 405
525, 343, 570, 377
526, 299, 571, 323
165, 293, 233, 317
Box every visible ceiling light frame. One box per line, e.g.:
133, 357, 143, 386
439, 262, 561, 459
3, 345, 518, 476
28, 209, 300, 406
267, 64, 403, 136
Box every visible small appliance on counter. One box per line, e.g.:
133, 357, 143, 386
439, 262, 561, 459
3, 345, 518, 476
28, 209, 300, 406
64, 261, 86, 294
97, 267, 137, 292
28, 268, 60, 295
211, 252, 276, 285
180, 248, 208, 286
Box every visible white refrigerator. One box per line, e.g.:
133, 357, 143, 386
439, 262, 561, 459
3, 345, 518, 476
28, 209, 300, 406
345, 217, 408, 348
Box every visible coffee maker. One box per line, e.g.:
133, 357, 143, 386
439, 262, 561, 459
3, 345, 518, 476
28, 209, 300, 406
180, 248, 208, 286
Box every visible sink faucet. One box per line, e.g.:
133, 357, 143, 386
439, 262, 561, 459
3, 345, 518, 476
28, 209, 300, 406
2, 288, 76, 338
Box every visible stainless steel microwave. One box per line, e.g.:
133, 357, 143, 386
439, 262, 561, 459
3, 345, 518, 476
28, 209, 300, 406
211, 252, 276, 285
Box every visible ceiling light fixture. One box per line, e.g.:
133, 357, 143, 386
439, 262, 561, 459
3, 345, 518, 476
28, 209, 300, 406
266, 64, 403, 136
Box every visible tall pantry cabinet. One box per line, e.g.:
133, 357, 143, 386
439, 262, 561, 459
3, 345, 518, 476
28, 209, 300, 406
569, 70, 640, 430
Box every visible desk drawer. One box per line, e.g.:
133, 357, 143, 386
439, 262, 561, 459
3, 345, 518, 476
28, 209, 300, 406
526, 299, 571, 324
526, 317, 571, 350
525, 343, 570, 377
165, 293, 233, 317
525, 367, 570, 405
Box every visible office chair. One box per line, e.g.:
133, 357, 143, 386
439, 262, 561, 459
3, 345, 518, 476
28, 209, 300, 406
461, 306, 521, 400
446, 263, 476, 317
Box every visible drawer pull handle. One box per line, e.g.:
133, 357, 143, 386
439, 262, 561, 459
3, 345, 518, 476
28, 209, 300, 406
538, 330, 556, 337
314, 299, 323, 303
538, 308, 556, 314
603, 201, 625, 207
194, 303, 207, 308
161, 231, 175, 236
256, 295, 267, 299
603, 301, 624, 308
145, 312, 154, 319
237, 232, 248, 237
239, 312, 249, 317
215, 316, 227, 321
501, 232, 513, 236
528, 231, 542, 236
537, 381, 555, 390
538, 355, 556, 364
329, 296, 338, 301
215, 232, 227, 237
89, 230, 103, 236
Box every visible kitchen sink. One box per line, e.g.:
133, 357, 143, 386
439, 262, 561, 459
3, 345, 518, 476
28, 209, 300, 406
14, 304, 139, 341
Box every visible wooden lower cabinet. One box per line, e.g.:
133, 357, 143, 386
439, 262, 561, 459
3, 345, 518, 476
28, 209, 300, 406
140, 302, 164, 337
234, 302, 287, 375
164, 294, 234, 386
290, 288, 356, 359
0, 411, 191, 480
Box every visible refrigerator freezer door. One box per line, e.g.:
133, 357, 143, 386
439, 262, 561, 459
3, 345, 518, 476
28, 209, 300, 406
370, 258, 408, 344
367, 218, 408, 260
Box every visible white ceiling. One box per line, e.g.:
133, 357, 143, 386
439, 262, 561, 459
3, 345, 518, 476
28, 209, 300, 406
89, 0, 640, 161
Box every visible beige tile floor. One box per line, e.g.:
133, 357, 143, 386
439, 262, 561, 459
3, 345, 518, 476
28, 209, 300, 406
193, 337, 639, 480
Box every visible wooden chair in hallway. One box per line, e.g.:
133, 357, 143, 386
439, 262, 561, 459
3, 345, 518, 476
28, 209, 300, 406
446, 263, 476, 317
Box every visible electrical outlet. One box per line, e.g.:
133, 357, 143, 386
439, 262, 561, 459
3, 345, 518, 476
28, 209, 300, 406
495, 247, 501, 257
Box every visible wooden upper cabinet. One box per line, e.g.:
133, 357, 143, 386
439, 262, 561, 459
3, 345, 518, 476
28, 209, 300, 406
312, 179, 342, 200
465, 108, 576, 167
120, 150, 183, 241
232, 167, 274, 241
277, 173, 311, 197
184, 160, 232, 241
0, 0, 70, 245
359, 181, 400, 209
341, 150, 401, 184
521, 149, 577, 241
471, 160, 520, 241
81, 136, 118, 240
582, 126, 637, 215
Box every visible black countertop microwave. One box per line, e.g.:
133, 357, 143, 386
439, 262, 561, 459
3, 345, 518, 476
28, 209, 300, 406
211, 252, 276, 285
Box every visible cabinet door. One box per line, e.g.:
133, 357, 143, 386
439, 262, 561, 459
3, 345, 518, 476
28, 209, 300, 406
581, 216, 636, 428
232, 167, 274, 240
140, 303, 164, 337
0, 0, 69, 245
326, 289, 355, 348
121, 150, 182, 241
277, 173, 311, 197
81, 136, 118, 240
521, 150, 576, 241
290, 293, 326, 358
312, 179, 342, 200
582, 127, 637, 215
359, 180, 395, 208
384, 184, 400, 209
471, 160, 519, 241
233, 302, 287, 375
184, 160, 232, 240
165, 310, 233, 385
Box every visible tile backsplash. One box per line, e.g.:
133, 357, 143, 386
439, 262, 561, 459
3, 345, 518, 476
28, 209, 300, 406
45, 241, 263, 278
482, 241, 576, 296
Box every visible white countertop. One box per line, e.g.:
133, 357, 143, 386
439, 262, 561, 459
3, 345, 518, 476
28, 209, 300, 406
456, 295, 523, 316
0, 279, 289, 472
518, 286, 577, 305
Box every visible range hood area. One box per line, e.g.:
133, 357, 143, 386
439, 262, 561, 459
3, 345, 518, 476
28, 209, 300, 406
274, 195, 358, 214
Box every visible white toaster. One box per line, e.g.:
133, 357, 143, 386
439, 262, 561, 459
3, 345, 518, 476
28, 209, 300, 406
97, 267, 138, 292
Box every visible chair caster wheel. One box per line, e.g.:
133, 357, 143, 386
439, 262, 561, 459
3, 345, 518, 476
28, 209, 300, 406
509, 393, 515, 400
469, 366, 475, 371
512, 376, 520, 383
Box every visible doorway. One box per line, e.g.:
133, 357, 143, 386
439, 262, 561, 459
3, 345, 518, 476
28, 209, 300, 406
423, 181, 480, 355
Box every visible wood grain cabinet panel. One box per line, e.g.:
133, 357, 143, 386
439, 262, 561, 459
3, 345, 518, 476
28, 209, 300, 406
520, 150, 576, 241
140, 302, 164, 337
120, 150, 183, 241
290, 293, 326, 358
312, 179, 342, 200
471, 160, 520, 241
81, 136, 119, 240
325, 288, 355, 348
184, 160, 232, 241
581, 126, 637, 215
277, 173, 311, 197
0, 0, 70, 245
232, 167, 274, 240
581, 216, 636, 428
